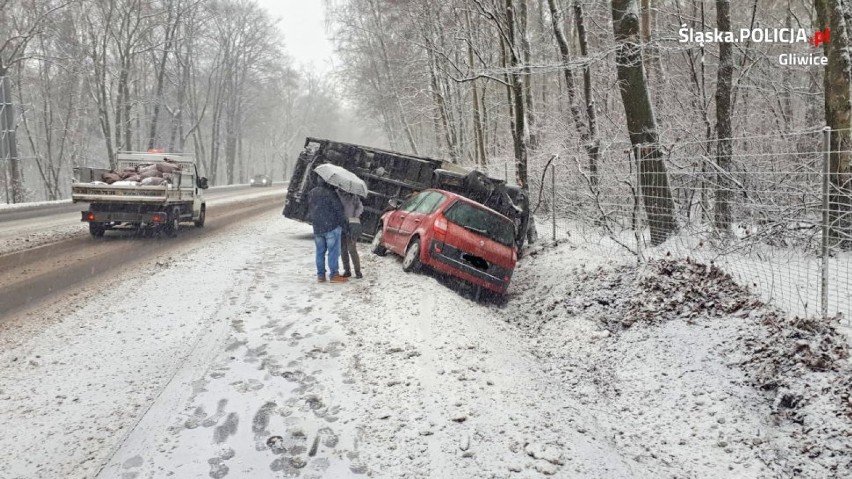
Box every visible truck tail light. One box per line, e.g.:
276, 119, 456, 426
433, 214, 448, 242
87, 213, 95, 221
152, 215, 161, 223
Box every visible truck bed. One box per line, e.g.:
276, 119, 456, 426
71, 162, 196, 205
71, 183, 193, 204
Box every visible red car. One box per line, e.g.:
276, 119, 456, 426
371, 189, 518, 296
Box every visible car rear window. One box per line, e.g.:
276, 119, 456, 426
443, 201, 515, 247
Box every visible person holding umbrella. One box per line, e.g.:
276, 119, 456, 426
337, 189, 364, 278
308, 174, 348, 283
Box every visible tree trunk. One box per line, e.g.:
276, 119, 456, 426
816, 0, 852, 248
547, 0, 586, 138
499, 38, 517, 163
612, 0, 677, 246
465, 10, 487, 167
714, 0, 734, 234
505, 0, 529, 190
427, 47, 457, 161
518, 0, 537, 149
574, 1, 600, 186
0, 71, 23, 203
148, 9, 179, 150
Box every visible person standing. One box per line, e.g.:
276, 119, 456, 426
308, 176, 348, 283
337, 189, 364, 278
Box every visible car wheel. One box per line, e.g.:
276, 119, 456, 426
89, 222, 106, 238
402, 238, 422, 273
371, 224, 387, 256
164, 208, 180, 238
194, 205, 206, 228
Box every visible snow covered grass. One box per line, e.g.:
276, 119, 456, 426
534, 215, 852, 326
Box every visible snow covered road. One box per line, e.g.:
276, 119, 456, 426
0, 212, 849, 478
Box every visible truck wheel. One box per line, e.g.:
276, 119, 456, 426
163, 208, 180, 238
371, 224, 387, 256
402, 238, 422, 273
194, 205, 206, 228
89, 222, 106, 238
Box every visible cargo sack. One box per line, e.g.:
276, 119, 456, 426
140, 176, 166, 186
156, 162, 181, 174
119, 168, 138, 179
124, 174, 141, 182
139, 169, 163, 180
139, 164, 160, 175
101, 172, 121, 184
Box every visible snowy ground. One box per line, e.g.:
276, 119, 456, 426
0, 212, 850, 478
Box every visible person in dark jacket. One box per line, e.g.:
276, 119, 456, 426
308, 176, 348, 283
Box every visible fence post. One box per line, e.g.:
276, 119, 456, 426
634, 145, 644, 262
821, 127, 831, 318
551, 160, 556, 242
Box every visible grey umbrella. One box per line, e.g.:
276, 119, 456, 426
314, 163, 369, 197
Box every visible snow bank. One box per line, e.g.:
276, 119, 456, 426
0, 198, 71, 211
504, 242, 852, 476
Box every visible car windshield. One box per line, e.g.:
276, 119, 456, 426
443, 201, 515, 247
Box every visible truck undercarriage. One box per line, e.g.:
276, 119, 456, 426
283, 138, 535, 250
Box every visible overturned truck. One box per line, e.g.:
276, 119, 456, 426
283, 138, 534, 250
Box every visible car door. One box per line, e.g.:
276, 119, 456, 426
397, 192, 445, 248
385, 192, 429, 253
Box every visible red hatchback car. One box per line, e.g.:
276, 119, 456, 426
371, 189, 518, 295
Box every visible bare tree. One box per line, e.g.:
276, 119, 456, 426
815, 0, 852, 248
714, 0, 734, 234
0, 0, 71, 202
612, 0, 676, 245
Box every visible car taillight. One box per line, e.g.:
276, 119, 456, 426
433, 214, 448, 241
87, 213, 95, 221
152, 215, 161, 223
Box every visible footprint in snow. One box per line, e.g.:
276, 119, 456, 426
213, 412, 239, 444
184, 406, 207, 429
207, 446, 235, 479
202, 399, 229, 428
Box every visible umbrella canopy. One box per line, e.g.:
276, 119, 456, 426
313, 163, 369, 197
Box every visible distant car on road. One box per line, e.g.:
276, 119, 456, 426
250, 174, 272, 187
371, 189, 517, 297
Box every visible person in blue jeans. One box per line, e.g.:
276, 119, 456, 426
308, 176, 349, 283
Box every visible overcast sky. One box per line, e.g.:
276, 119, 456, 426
255, 0, 337, 73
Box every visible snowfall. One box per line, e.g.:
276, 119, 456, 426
0, 210, 850, 478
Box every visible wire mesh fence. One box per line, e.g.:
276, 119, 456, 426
530, 127, 852, 324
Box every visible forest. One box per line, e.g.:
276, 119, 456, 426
0, 0, 368, 202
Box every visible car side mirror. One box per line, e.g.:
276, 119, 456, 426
197, 177, 209, 189
388, 199, 402, 209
